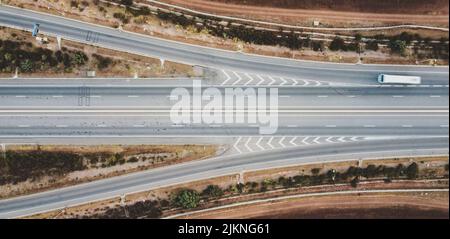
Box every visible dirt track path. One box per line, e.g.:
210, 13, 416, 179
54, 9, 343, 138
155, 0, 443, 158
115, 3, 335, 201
178, 191, 449, 219
156, 0, 449, 27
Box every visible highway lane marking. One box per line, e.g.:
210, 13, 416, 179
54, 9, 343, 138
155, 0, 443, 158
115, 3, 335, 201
245, 137, 253, 152
91, 95, 102, 98
256, 75, 265, 85
244, 73, 255, 86
15, 96, 26, 98
279, 77, 287, 86
171, 124, 185, 127
231, 72, 242, 86
292, 79, 299, 86
268, 76, 276, 86
364, 125, 377, 128
279, 95, 291, 98
52, 96, 64, 98
133, 125, 146, 128
289, 137, 298, 146
302, 137, 310, 145
313, 137, 321, 144
221, 70, 232, 85
392, 96, 404, 98
347, 95, 357, 98
96, 124, 107, 128
56, 125, 68, 128
267, 137, 275, 149
402, 125, 413, 128
440, 125, 449, 128
233, 137, 242, 154
17, 125, 30, 128
287, 125, 298, 128
325, 125, 337, 128
279, 137, 286, 147
318, 95, 329, 98
127, 95, 140, 98
256, 137, 265, 150
430, 95, 441, 98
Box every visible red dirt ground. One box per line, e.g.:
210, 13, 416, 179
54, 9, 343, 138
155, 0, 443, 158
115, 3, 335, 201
157, 0, 449, 27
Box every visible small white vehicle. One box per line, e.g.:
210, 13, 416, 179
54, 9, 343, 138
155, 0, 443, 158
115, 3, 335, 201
377, 74, 422, 85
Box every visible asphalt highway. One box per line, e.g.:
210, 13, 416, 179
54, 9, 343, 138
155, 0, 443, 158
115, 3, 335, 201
0, 137, 447, 218
0, 5, 448, 85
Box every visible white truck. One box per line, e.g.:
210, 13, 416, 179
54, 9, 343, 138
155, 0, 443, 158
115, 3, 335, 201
378, 74, 422, 85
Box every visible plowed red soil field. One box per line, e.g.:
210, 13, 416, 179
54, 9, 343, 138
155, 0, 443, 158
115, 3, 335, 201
158, 0, 449, 27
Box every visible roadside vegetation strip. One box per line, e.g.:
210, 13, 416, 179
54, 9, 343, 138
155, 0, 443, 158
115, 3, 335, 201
0, 144, 218, 199
144, 0, 449, 32
25, 156, 448, 219
164, 188, 449, 219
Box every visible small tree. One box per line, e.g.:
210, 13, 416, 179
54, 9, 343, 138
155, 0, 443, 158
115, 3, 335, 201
121, 0, 133, 6
202, 185, 223, 198
174, 189, 200, 209
406, 163, 419, 179
329, 37, 346, 51
350, 177, 359, 188
389, 40, 407, 55
20, 59, 33, 72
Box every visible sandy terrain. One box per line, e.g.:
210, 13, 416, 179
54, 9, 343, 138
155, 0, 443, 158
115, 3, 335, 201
158, 0, 449, 27
181, 191, 449, 219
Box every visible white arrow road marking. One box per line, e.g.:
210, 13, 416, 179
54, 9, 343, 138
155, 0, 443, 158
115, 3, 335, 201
338, 137, 347, 143
233, 137, 242, 154
289, 137, 298, 146
268, 76, 276, 86
244, 73, 255, 86
279, 137, 286, 147
313, 137, 321, 144
221, 70, 232, 85
291, 78, 299, 86
302, 137, 311, 145
232, 72, 242, 85
267, 137, 275, 149
256, 75, 265, 85
256, 137, 265, 150
326, 137, 334, 143
245, 137, 253, 152
279, 77, 287, 86
350, 137, 359, 141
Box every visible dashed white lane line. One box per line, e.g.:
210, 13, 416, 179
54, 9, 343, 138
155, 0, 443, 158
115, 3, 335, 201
18, 125, 30, 128
347, 95, 357, 98
15, 95, 26, 98
402, 125, 413, 128
127, 95, 140, 98
171, 124, 185, 127
56, 125, 68, 128
287, 125, 297, 128
91, 95, 102, 98
325, 125, 337, 128
318, 95, 329, 98
392, 95, 404, 98
97, 124, 107, 128
52, 95, 64, 98
430, 95, 441, 98
364, 125, 377, 128
133, 125, 145, 128
440, 125, 449, 128
279, 95, 291, 98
